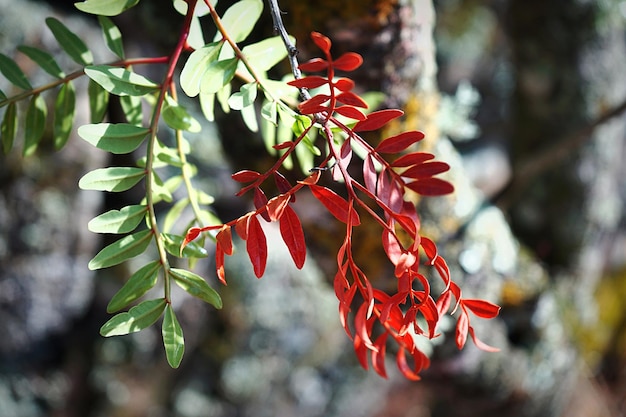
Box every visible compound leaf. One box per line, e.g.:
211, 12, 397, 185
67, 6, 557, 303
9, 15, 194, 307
162, 304, 185, 368
78, 123, 149, 153
85, 65, 159, 96
1, 102, 17, 154
46, 17, 93, 66
75, 0, 140, 16
170, 268, 223, 309
88, 204, 148, 234
53, 81, 76, 149
88, 229, 152, 270
23, 94, 47, 157
100, 298, 166, 337
17, 46, 65, 78
0, 53, 32, 90
79, 167, 146, 192
98, 16, 125, 58
107, 260, 161, 313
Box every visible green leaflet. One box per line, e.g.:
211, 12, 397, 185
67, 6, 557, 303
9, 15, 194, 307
88, 79, 109, 123
199, 92, 215, 121
88, 204, 148, 234
120, 94, 143, 125
240, 36, 293, 76
162, 233, 208, 259
98, 16, 125, 59
0, 53, 32, 90
0, 89, 6, 100
23, 94, 47, 157
54, 81, 76, 150
214, 0, 263, 43
162, 96, 201, 132
79, 166, 146, 192
88, 229, 152, 270
107, 260, 161, 313
261, 99, 277, 125
46, 17, 93, 66
180, 41, 223, 97
1, 102, 17, 154
75, 0, 140, 17
100, 298, 166, 337
162, 198, 189, 234
85, 65, 159, 96
228, 82, 257, 111
169, 268, 222, 309
78, 123, 149, 154
17, 46, 65, 78
240, 104, 258, 132
200, 58, 239, 95
162, 304, 185, 368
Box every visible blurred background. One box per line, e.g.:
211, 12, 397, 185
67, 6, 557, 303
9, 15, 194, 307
0, 0, 625, 416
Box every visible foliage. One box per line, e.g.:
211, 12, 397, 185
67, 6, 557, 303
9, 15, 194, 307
0, 0, 499, 378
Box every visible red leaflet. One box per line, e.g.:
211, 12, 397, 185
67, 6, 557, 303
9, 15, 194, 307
401, 161, 450, 179
391, 151, 435, 167
266, 193, 290, 222
254, 188, 271, 222
297, 169, 321, 185
455, 309, 469, 349
376, 131, 425, 154
371, 332, 389, 378
216, 246, 226, 285
279, 205, 306, 269
216, 225, 233, 255
333, 78, 355, 92
334, 105, 367, 121
311, 31, 332, 54
181, 227, 202, 255
336, 91, 368, 109
299, 94, 331, 114
353, 109, 404, 132
298, 58, 329, 72
246, 215, 267, 278
309, 184, 361, 225
363, 154, 377, 194
332, 52, 363, 71
461, 299, 501, 319
405, 178, 454, 196
235, 214, 250, 240
396, 347, 421, 381
468, 326, 500, 352
287, 75, 328, 89
232, 169, 261, 182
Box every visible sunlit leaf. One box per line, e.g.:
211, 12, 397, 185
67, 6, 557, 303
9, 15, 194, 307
75, 0, 141, 16
353, 109, 404, 132
279, 205, 306, 269
162, 304, 185, 368
228, 82, 257, 111
98, 16, 125, 58
79, 166, 146, 192
309, 184, 361, 225
162, 233, 208, 258
23, 94, 47, 157
163, 198, 189, 234
78, 123, 149, 154
240, 36, 293, 74
88, 204, 148, 234
0, 53, 32, 90
1, 102, 17, 154
199, 58, 238, 95
376, 131, 425, 154
119, 94, 143, 125
88, 79, 109, 123
405, 177, 454, 196
162, 96, 201, 132
240, 104, 258, 132
180, 41, 223, 97
170, 268, 223, 308
46, 17, 93, 66
100, 298, 166, 337
85, 65, 158, 96
107, 260, 161, 313
17, 46, 65, 78
53, 81, 76, 149
88, 229, 152, 270
199, 92, 215, 121
246, 215, 267, 278
214, 0, 263, 43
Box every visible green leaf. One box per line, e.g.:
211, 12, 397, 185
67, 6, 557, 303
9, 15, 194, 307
162, 233, 208, 258
150, 171, 173, 204
98, 16, 125, 58
240, 104, 258, 132
88, 79, 109, 123
23, 94, 47, 157
180, 41, 223, 97
261, 100, 277, 124
107, 260, 161, 313
215, 0, 263, 43
162, 96, 201, 132
46, 17, 93, 66
228, 82, 257, 111
88, 204, 148, 234
0, 89, 6, 101
17, 46, 65, 78
79, 166, 146, 192
100, 298, 166, 337
75, 0, 140, 16
85, 65, 158, 96
162, 304, 185, 368
162, 198, 189, 234
119, 94, 143, 125
199, 92, 215, 121
88, 229, 152, 270
200, 58, 238, 95
53, 81, 76, 150
1, 102, 18, 154
78, 123, 149, 154
0, 53, 32, 90
170, 268, 222, 308
241, 36, 293, 74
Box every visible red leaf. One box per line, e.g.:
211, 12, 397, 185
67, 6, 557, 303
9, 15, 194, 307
396, 347, 421, 381
232, 169, 261, 183
333, 105, 367, 121
309, 184, 361, 225
354, 335, 369, 370
299, 94, 331, 114
216, 226, 233, 255
246, 215, 267, 278
391, 152, 435, 167
297, 169, 321, 185
298, 58, 329, 72
279, 205, 306, 269
371, 332, 389, 378
376, 131, 425, 154
333, 78, 355, 92
401, 161, 450, 179
363, 154, 377, 194
332, 52, 363, 71
254, 188, 271, 222
181, 227, 202, 255
468, 326, 500, 352
273, 171, 292, 194
353, 109, 404, 132
215, 246, 227, 285
455, 309, 469, 349
436, 289, 452, 316
287, 75, 328, 89
235, 214, 250, 240
461, 299, 501, 319
355, 303, 376, 350
266, 193, 290, 222
336, 91, 368, 109
311, 32, 332, 54
405, 178, 454, 196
